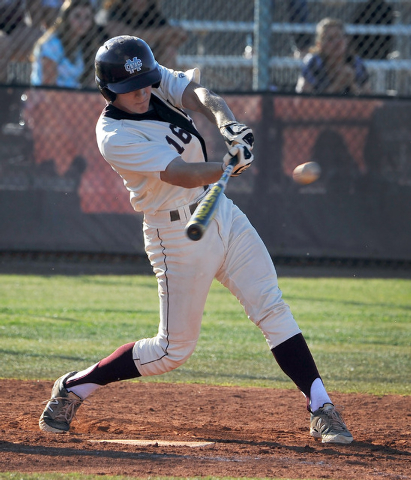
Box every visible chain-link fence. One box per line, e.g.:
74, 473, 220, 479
1, 0, 411, 95
1, 85, 411, 263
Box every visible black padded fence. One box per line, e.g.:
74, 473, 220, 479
1, 85, 411, 262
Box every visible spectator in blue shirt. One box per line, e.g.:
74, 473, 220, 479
296, 18, 371, 95
30, 0, 102, 87
27, 0, 100, 29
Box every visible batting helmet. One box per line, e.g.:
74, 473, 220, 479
95, 35, 162, 102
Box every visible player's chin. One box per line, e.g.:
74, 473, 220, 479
132, 102, 150, 113
125, 105, 147, 115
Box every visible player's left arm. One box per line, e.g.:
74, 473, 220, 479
182, 82, 254, 149
160, 145, 253, 188
160, 157, 223, 188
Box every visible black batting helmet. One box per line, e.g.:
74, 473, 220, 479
95, 35, 162, 102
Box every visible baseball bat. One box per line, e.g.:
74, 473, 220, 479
185, 156, 238, 241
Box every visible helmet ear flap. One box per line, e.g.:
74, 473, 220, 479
99, 85, 117, 102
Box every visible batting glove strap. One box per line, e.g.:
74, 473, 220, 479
220, 122, 254, 149
223, 145, 254, 177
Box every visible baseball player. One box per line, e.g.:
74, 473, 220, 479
39, 35, 353, 444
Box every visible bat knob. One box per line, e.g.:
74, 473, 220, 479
185, 224, 203, 241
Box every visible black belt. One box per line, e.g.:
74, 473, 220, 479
170, 202, 198, 221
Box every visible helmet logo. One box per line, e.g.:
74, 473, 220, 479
124, 57, 143, 74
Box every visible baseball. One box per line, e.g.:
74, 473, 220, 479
292, 161, 321, 185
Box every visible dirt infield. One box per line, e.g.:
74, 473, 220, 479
0, 379, 410, 479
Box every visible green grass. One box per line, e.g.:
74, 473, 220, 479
0, 274, 410, 395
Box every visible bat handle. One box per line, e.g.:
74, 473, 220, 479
185, 151, 240, 242
229, 154, 239, 165
220, 154, 239, 181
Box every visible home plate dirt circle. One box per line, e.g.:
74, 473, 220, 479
90, 439, 215, 447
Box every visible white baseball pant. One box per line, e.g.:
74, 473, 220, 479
133, 193, 301, 376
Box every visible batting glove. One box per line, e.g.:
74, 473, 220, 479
223, 145, 254, 177
220, 122, 254, 150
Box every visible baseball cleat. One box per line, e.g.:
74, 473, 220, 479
39, 371, 82, 433
310, 403, 353, 444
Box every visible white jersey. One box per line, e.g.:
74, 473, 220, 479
96, 65, 206, 215
95, 61, 301, 379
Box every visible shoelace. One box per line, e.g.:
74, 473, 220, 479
43, 396, 84, 423
323, 408, 348, 432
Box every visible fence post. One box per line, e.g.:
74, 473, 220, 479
253, 0, 272, 91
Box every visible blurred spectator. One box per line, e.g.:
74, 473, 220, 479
0, 0, 43, 83
295, 18, 371, 95
27, 0, 101, 29
350, 0, 394, 60
30, 0, 104, 88
96, 0, 187, 69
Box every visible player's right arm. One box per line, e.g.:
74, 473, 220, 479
181, 82, 254, 149
182, 82, 236, 130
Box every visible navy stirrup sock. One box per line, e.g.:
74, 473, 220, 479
65, 342, 141, 387
271, 333, 320, 398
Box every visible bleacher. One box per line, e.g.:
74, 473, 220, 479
161, 0, 411, 95
3, 0, 411, 95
